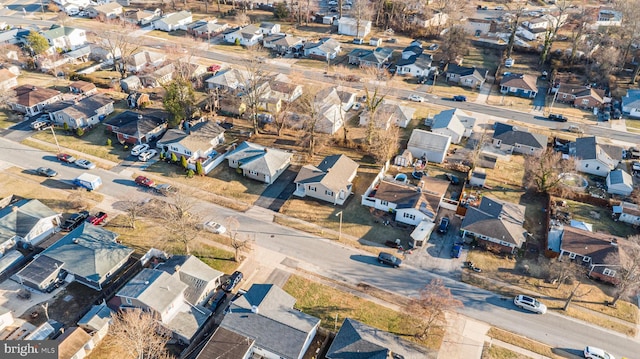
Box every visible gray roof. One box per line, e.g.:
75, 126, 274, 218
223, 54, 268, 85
461, 197, 526, 246
407, 129, 451, 152
196, 327, 254, 359
42, 25, 80, 40
432, 109, 469, 137
16, 255, 63, 286
492, 122, 547, 149
56, 94, 113, 119
574, 136, 597, 159
155, 255, 223, 305
227, 142, 292, 177
622, 89, 640, 110
42, 223, 132, 284
294, 154, 359, 192
221, 284, 320, 359
396, 53, 432, 69
77, 303, 112, 332
446, 63, 487, 80
358, 47, 393, 65
104, 110, 167, 138
117, 268, 188, 314
156, 10, 191, 26
0, 199, 58, 243
326, 318, 434, 359
156, 120, 224, 153
63, 45, 91, 60
608, 169, 632, 185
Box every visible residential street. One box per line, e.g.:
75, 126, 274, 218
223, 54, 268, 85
0, 136, 636, 358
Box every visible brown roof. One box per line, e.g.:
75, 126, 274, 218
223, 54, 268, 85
270, 80, 298, 94
196, 327, 253, 359
557, 84, 605, 103
0, 68, 17, 82
500, 73, 538, 92
374, 180, 423, 206
294, 154, 359, 192
57, 327, 91, 359
561, 226, 624, 264
13, 85, 61, 107
69, 80, 96, 92
623, 203, 640, 217
422, 177, 450, 197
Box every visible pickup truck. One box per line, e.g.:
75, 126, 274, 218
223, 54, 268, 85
87, 212, 108, 225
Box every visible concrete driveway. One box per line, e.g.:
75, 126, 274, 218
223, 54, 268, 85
253, 167, 298, 212
532, 87, 547, 112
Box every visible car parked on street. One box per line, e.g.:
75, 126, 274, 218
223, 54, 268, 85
452, 95, 467, 102
131, 144, 150, 156
583, 346, 614, 359
438, 217, 450, 233
202, 221, 227, 234
548, 113, 567, 122
513, 294, 547, 314
154, 184, 177, 196
135, 175, 155, 188
57, 153, 76, 163
35, 167, 58, 177
61, 210, 90, 231
222, 271, 244, 292
377, 252, 402, 268
567, 125, 583, 134
74, 159, 96, 170
408, 94, 425, 102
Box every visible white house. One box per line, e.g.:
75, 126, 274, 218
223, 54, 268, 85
595, 8, 622, 27
431, 108, 476, 144
304, 38, 342, 60
42, 25, 87, 51
358, 100, 415, 129
406, 129, 451, 164
622, 89, 640, 118
571, 137, 619, 177
0, 198, 61, 253
87, 2, 123, 19
259, 22, 281, 35
153, 11, 193, 32
395, 53, 432, 77
463, 18, 495, 35
411, 12, 448, 29
606, 169, 633, 196
223, 24, 263, 46
337, 17, 371, 37
0, 68, 18, 91
616, 201, 640, 226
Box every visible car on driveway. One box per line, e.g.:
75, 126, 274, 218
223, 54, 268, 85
450, 244, 462, 258
61, 210, 90, 231
427, 43, 439, 51
57, 153, 76, 163
74, 159, 96, 170
377, 252, 402, 268
583, 346, 614, 359
438, 217, 450, 233
548, 113, 567, 122
445, 173, 460, 185
206, 290, 228, 312
87, 211, 108, 225
222, 271, 244, 292
452, 95, 467, 102
35, 167, 58, 177
131, 144, 150, 156
203, 220, 227, 234
135, 175, 155, 188
513, 294, 547, 314
408, 94, 425, 102
138, 149, 158, 162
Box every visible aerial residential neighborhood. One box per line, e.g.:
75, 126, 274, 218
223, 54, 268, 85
0, 0, 639, 358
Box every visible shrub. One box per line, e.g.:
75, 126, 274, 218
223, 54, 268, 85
171, 152, 178, 163
196, 161, 204, 176
106, 138, 112, 146
76, 127, 84, 137
186, 169, 195, 178
180, 155, 188, 169
63, 123, 69, 132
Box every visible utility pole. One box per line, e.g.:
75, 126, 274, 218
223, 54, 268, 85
45, 126, 61, 153
335, 211, 343, 241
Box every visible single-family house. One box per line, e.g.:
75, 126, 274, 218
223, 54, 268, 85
401, 44, 423, 60
156, 119, 225, 169
304, 38, 342, 60
139, 63, 175, 88
17, 223, 132, 291
396, 54, 432, 77
87, 2, 123, 20
57, 327, 93, 359
294, 154, 359, 205
469, 168, 487, 187
125, 50, 166, 73
359, 100, 416, 129
218, 284, 321, 359
606, 169, 633, 196
0, 28, 21, 46
406, 129, 451, 164
369, 37, 382, 47
120, 75, 142, 93
155, 255, 224, 306
410, 11, 448, 29
9, 85, 62, 116
516, 26, 547, 41
123, 8, 162, 26
361, 178, 449, 225
69, 80, 97, 95
78, 303, 112, 341
190, 20, 229, 39
226, 142, 292, 184
431, 108, 476, 144
461, 196, 527, 254
571, 136, 619, 177
263, 34, 304, 54
621, 89, 640, 118
0, 68, 18, 91
445, 64, 488, 89
264, 74, 303, 103
348, 47, 394, 68
117, 268, 212, 344
463, 18, 496, 36
41, 25, 87, 51
205, 68, 249, 91
595, 8, 622, 27
500, 73, 538, 98
558, 226, 626, 285
153, 11, 193, 32
615, 201, 640, 226
260, 22, 281, 35
555, 84, 606, 109
0, 198, 61, 253
196, 327, 254, 359
223, 24, 264, 46
326, 318, 434, 359
49, 94, 114, 129
338, 17, 372, 37
104, 111, 168, 145
492, 122, 548, 155
312, 86, 350, 134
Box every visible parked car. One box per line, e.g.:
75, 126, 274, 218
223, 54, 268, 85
408, 94, 425, 102
203, 220, 227, 234
258, 113, 274, 124
613, 108, 622, 119
74, 159, 96, 170
450, 244, 462, 258
377, 252, 402, 268
513, 294, 547, 314
438, 217, 450, 233
601, 111, 611, 121
134, 175, 155, 188
427, 43, 439, 51
35, 167, 58, 177
548, 113, 567, 122
218, 122, 234, 130
30, 120, 49, 131
452, 95, 467, 102
504, 57, 514, 67
353, 37, 364, 44
138, 149, 158, 162
86, 211, 108, 225
131, 144, 150, 156
154, 184, 177, 195
61, 210, 90, 231
583, 346, 614, 359
57, 153, 76, 163
445, 173, 460, 185
207, 290, 228, 312
222, 271, 244, 292
567, 125, 583, 134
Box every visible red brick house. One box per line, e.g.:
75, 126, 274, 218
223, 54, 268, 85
556, 84, 606, 109
104, 111, 167, 145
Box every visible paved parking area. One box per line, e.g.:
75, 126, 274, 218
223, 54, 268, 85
0, 279, 59, 317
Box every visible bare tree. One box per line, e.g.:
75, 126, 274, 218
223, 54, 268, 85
235, 12, 250, 26
547, 257, 580, 289
239, 47, 272, 134
361, 67, 388, 145
604, 236, 640, 307
567, 5, 590, 65
352, 0, 374, 38
0, 88, 16, 110
524, 148, 575, 193
407, 279, 462, 339
498, 1, 528, 59
614, 0, 640, 81
555, 260, 590, 311
104, 309, 173, 359
225, 217, 251, 262
94, 19, 143, 78
369, 123, 399, 164
440, 25, 468, 63
539, 0, 570, 64
122, 200, 144, 229
297, 87, 323, 155
67, 188, 91, 210
152, 192, 202, 255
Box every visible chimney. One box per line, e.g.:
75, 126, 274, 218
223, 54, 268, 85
251, 305, 259, 314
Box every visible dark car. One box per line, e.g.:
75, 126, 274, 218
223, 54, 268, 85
377, 252, 402, 268
86, 211, 108, 225
445, 173, 460, 185
427, 43, 439, 51
601, 111, 611, 121
218, 122, 234, 130
548, 113, 567, 122
134, 175, 155, 188
222, 271, 244, 292
206, 290, 228, 312
452, 95, 467, 102
613, 109, 622, 119
61, 211, 90, 231
35, 167, 58, 177
57, 153, 76, 163
450, 244, 462, 258
438, 217, 450, 233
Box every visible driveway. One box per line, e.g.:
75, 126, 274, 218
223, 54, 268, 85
253, 167, 298, 212
532, 86, 547, 112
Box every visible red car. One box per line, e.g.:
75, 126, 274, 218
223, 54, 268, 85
87, 211, 108, 225
57, 153, 77, 163
207, 64, 221, 73
135, 175, 155, 188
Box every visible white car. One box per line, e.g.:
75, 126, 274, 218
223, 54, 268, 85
513, 295, 547, 314
138, 149, 158, 162
74, 159, 96, 170
203, 221, 226, 234
584, 346, 614, 359
328, 0, 337, 4
131, 144, 150, 156
408, 94, 425, 102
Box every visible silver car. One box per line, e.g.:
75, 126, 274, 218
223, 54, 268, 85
74, 159, 96, 170
513, 294, 547, 314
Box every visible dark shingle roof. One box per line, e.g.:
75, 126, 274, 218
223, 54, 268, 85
16, 255, 63, 286
196, 327, 254, 359
500, 73, 538, 92
461, 197, 526, 247
104, 111, 166, 138
492, 122, 547, 149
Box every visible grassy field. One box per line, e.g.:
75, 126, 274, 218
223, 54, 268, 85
486, 328, 562, 359
283, 275, 443, 351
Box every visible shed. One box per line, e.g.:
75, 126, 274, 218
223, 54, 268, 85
606, 169, 633, 196
469, 168, 486, 187
120, 75, 141, 93
394, 149, 413, 167
369, 38, 382, 47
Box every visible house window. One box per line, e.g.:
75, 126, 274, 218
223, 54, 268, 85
562, 94, 567, 99
380, 200, 388, 206
249, 170, 258, 176
585, 164, 589, 168
582, 256, 591, 262
582, 99, 589, 105
569, 252, 576, 259
309, 186, 316, 192
603, 268, 616, 277
325, 190, 333, 196
596, 166, 600, 171
403, 213, 415, 220
125, 297, 132, 305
